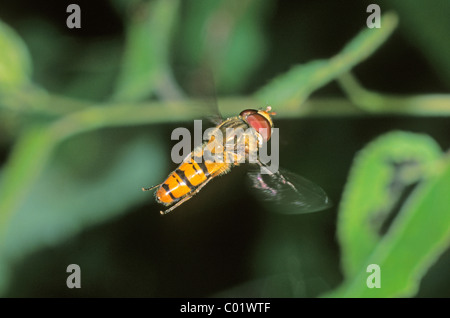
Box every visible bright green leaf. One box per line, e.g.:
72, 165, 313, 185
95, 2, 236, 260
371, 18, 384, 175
0, 20, 32, 90
327, 131, 450, 297
336, 131, 442, 279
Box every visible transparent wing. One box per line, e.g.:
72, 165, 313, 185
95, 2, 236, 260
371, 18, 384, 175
206, 113, 223, 126
247, 164, 332, 214
185, 66, 224, 124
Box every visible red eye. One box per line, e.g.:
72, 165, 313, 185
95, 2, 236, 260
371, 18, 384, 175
244, 113, 272, 142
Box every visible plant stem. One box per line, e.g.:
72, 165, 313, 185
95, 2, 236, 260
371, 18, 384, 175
338, 73, 450, 116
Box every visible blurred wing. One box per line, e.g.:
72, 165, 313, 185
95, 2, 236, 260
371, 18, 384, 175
247, 165, 332, 214
206, 113, 223, 126
186, 66, 224, 126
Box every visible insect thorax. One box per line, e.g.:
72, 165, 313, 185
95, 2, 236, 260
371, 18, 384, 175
202, 116, 261, 165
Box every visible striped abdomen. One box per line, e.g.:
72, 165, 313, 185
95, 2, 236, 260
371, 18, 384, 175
155, 152, 229, 205
156, 116, 252, 206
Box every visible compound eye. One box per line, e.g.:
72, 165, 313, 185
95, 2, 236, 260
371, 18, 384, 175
239, 109, 258, 118
245, 113, 272, 142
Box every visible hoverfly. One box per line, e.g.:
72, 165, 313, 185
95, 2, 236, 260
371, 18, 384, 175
143, 106, 331, 215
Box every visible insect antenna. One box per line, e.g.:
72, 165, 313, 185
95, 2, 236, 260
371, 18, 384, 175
265, 105, 277, 116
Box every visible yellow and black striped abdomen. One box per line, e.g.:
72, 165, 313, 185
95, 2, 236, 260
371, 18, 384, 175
155, 116, 250, 206
155, 156, 229, 205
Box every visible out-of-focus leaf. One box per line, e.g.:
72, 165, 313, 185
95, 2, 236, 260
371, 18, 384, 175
255, 12, 398, 107
0, 19, 32, 90
113, 0, 180, 101
386, 0, 450, 86
177, 0, 271, 94
336, 131, 441, 278
0, 135, 165, 294
326, 131, 450, 297
211, 1, 271, 93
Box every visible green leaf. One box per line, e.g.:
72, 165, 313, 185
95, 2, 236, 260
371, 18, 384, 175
385, 0, 450, 86
327, 131, 450, 297
0, 135, 166, 294
0, 20, 32, 90
176, 0, 271, 94
211, 1, 271, 93
336, 131, 442, 278
255, 12, 398, 107
113, 0, 180, 101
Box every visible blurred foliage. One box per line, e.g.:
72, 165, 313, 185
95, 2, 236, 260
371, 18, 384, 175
387, 0, 450, 86
329, 131, 449, 297
0, 22, 31, 90
113, 0, 180, 101
256, 13, 398, 107
175, 0, 272, 94
0, 0, 449, 298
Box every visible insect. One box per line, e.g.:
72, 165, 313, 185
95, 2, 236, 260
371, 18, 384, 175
142, 106, 331, 215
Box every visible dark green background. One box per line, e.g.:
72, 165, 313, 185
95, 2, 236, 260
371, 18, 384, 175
0, 0, 449, 297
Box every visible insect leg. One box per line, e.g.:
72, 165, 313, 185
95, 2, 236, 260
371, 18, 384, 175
142, 184, 161, 191
255, 160, 294, 187
255, 160, 275, 175
160, 176, 215, 215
